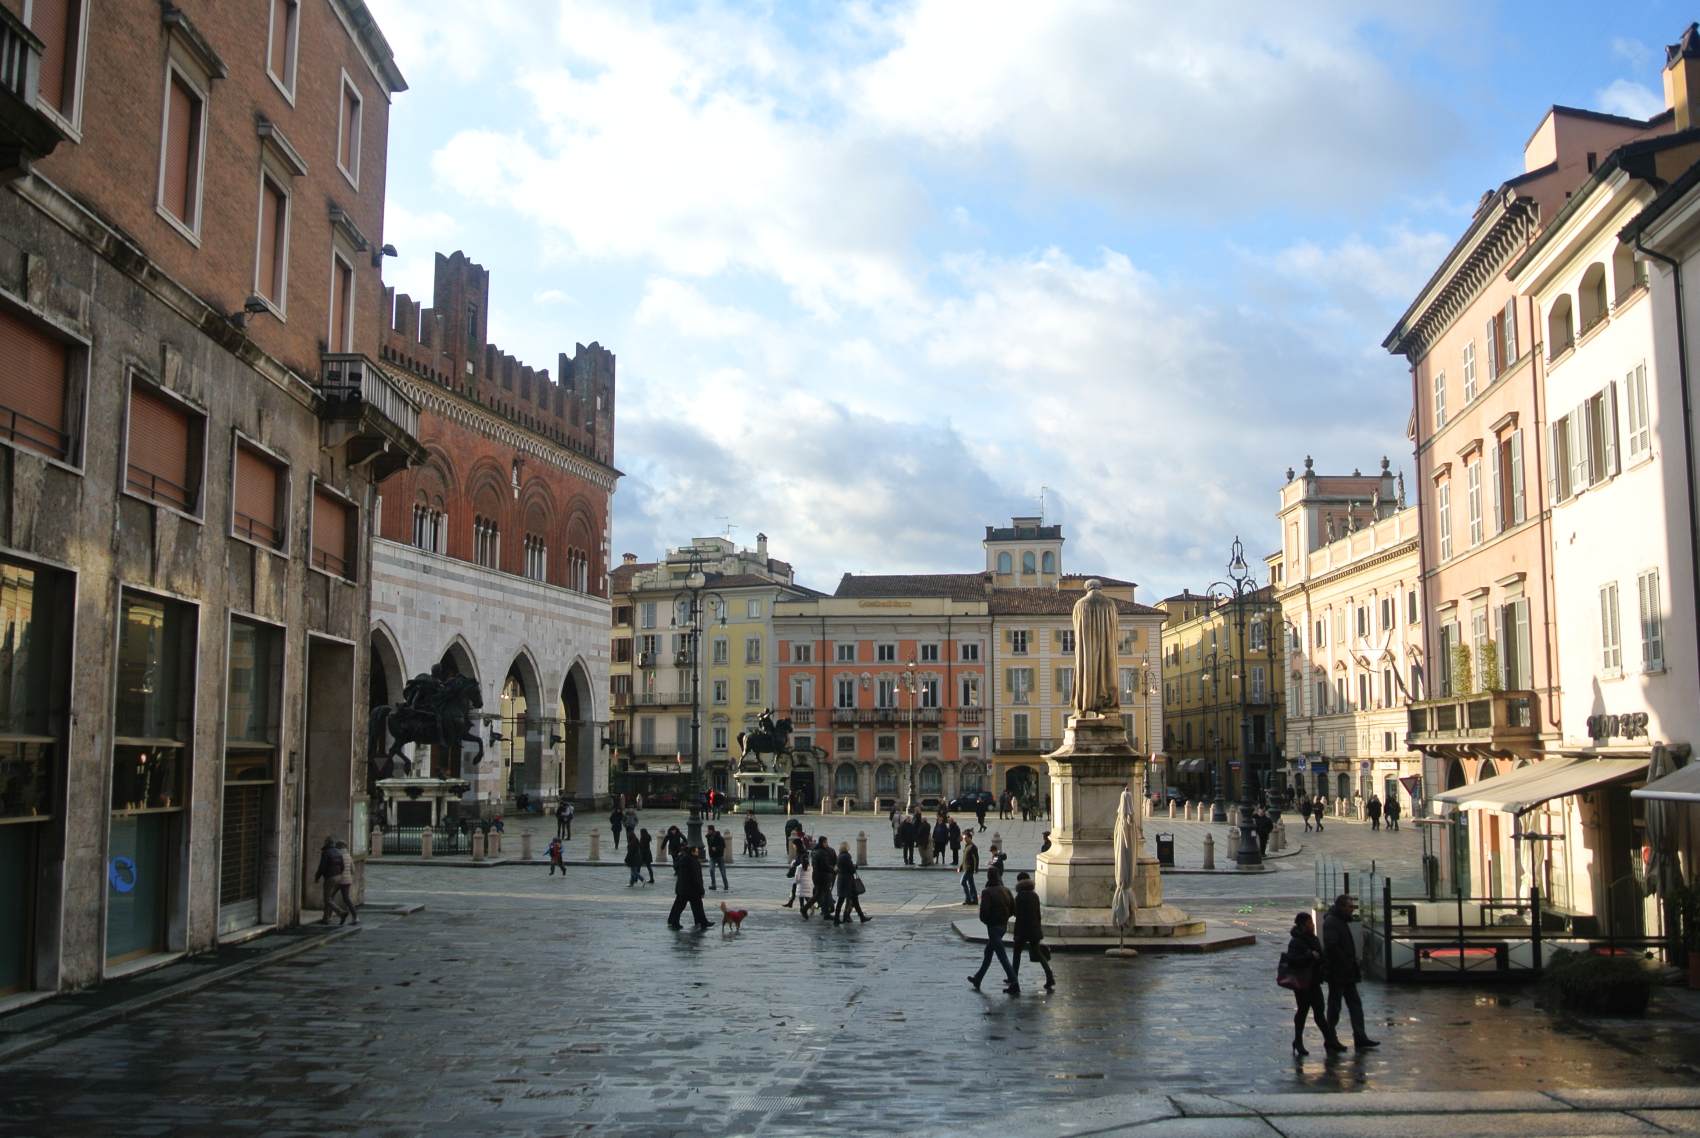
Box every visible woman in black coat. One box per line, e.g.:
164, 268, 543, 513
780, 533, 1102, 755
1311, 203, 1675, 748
624, 829, 646, 886
639, 828, 656, 884
1285, 911, 1344, 1055
833, 841, 869, 924
810, 836, 836, 911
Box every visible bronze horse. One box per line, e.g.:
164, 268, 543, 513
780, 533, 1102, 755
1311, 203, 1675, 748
368, 672, 483, 778
736, 717, 794, 771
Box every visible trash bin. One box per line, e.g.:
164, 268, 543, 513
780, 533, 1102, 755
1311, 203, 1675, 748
1155, 833, 1175, 867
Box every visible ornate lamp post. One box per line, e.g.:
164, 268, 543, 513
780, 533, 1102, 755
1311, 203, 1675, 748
902, 661, 919, 813
1199, 649, 1232, 822
1204, 537, 1262, 868
679, 554, 725, 851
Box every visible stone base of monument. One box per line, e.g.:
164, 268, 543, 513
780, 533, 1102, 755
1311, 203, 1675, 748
1031, 714, 1225, 946
951, 918, 1255, 953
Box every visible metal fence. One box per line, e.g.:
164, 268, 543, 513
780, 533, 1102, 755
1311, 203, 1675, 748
380, 823, 475, 857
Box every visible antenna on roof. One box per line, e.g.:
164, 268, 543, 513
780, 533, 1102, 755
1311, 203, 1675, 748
717, 517, 737, 539
1040, 485, 1050, 524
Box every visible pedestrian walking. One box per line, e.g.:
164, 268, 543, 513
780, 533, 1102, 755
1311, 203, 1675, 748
932, 816, 949, 865
706, 825, 730, 891
987, 842, 1007, 881
967, 869, 1017, 993
810, 835, 836, 913
960, 832, 980, 905
1010, 871, 1055, 992
1313, 796, 1327, 832
329, 840, 357, 925
1367, 795, 1382, 831
1254, 806, 1273, 857
784, 836, 806, 908
666, 846, 714, 930
743, 814, 762, 857
1039, 830, 1052, 854
313, 836, 341, 923
1385, 796, 1402, 831
1322, 894, 1378, 1050
624, 807, 639, 848
547, 836, 566, 877
625, 830, 646, 886
795, 840, 818, 918
556, 797, 574, 841
663, 825, 686, 861
1283, 911, 1344, 1056
609, 805, 624, 849
947, 817, 962, 866
974, 800, 988, 832
1300, 797, 1313, 833
640, 827, 656, 884
897, 813, 916, 865
834, 842, 869, 924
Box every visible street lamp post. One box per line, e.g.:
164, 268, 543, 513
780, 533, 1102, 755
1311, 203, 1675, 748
1206, 537, 1263, 868
903, 662, 919, 814
1200, 649, 1231, 823
679, 555, 725, 852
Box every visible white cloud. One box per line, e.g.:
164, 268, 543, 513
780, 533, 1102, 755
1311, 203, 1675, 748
1595, 78, 1664, 121
851, 0, 1462, 213
380, 203, 461, 302
533, 288, 576, 306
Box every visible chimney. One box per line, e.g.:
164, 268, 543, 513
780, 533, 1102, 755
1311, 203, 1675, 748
1666, 23, 1700, 131
622, 553, 637, 565
756, 532, 768, 562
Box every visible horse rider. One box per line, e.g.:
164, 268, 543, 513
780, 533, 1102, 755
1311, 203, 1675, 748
757, 708, 777, 737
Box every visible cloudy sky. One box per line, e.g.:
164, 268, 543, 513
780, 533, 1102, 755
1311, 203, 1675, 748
366, 0, 1681, 598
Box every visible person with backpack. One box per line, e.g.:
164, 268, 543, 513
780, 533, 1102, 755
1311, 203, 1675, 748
556, 798, 574, 841
705, 825, 729, 891
328, 840, 357, 925
1283, 911, 1344, 1056
959, 832, 980, 905
1010, 871, 1055, 992
967, 869, 1016, 992
312, 836, 341, 924
547, 836, 566, 878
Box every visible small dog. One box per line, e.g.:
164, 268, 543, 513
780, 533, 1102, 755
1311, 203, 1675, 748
719, 901, 748, 934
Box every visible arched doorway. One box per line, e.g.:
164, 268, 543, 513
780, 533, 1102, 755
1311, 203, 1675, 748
834, 763, 859, 802
959, 762, 985, 793
1006, 765, 1036, 799
919, 762, 943, 804
875, 763, 898, 799
367, 626, 406, 769
501, 652, 543, 806
559, 660, 594, 804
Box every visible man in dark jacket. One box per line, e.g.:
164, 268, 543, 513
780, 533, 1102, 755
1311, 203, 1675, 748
667, 847, 713, 930
1009, 871, 1054, 992
312, 836, 341, 923
705, 826, 729, 891
1385, 795, 1402, 831
1322, 894, 1377, 1049
810, 836, 836, 911
968, 869, 1017, 993
609, 805, 624, 849
947, 817, 962, 866
897, 815, 916, 865
1366, 795, 1383, 831
1254, 807, 1274, 856
974, 800, 989, 832
932, 818, 949, 864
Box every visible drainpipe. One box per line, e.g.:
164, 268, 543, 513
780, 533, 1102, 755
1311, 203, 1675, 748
1635, 236, 1700, 689
1522, 235, 1562, 739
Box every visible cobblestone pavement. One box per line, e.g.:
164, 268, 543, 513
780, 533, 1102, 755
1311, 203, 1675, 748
6, 856, 1697, 1137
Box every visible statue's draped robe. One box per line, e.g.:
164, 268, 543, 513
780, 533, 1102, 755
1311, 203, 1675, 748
1071, 584, 1120, 717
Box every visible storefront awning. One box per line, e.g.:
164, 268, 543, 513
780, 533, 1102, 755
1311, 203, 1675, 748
1431, 757, 1644, 815
1633, 760, 1700, 802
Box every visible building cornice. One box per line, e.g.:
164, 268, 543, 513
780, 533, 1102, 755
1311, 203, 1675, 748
382, 363, 620, 492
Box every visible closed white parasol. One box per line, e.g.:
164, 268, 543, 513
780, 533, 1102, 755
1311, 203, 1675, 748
1109, 785, 1138, 957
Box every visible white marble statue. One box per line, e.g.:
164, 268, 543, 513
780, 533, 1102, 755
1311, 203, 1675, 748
1071, 579, 1120, 718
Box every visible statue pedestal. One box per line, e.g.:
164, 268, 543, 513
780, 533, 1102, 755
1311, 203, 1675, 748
1037, 715, 1204, 940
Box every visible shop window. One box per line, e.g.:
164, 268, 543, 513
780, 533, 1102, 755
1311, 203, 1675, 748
221, 618, 280, 933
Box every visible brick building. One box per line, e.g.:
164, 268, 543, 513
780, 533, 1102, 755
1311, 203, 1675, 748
0, 0, 418, 999
368, 251, 618, 811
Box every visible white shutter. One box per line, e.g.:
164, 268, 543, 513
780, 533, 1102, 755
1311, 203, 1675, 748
1603, 383, 1619, 476
1503, 297, 1518, 363
1509, 429, 1525, 523
1485, 317, 1499, 378
1548, 422, 1562, 503
1570, 409, 1589, 491
1489, 439, 1504, 533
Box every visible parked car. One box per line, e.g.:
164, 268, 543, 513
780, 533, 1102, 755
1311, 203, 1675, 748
947, 790, 997, 812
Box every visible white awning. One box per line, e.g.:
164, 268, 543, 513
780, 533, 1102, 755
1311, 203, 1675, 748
1633, 761, 1700, 802
1431, 757, 1645, 815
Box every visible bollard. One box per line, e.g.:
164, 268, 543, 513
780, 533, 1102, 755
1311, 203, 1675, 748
521, 831, 533, 861
1167, 800, 1175, 819
471, 829, 486, 861
1202, 833, 1215, 870
723, 835, 734, 865
419, 829, 433, 859
856, 831, 868, 867
490, 831, 502, 856
842, 798, 851, 815
1273, 820, 1287, 852
821, 796, 831, 815
992, 830, 1003, 854
589, 829, 601, 862
369, 827, 384, 858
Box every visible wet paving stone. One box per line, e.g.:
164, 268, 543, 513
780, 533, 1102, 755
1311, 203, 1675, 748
4, 860, 1700, 1136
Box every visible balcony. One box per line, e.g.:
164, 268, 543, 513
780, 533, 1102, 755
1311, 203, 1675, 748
0, 7, 67, 182
611, 691, 631, 710
627, 742, 687, 759
782, 708, 815, 726
317, 354, 426, 480
1406, 690, 1539, 755
993, 737, 1058, 755
630, 691, 689, 707
958, 707, 983, 725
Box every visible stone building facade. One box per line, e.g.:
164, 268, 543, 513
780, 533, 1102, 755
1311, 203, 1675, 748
368, 251, 617, 811
1269, 459, 1425, 813
0, 0, 416, 999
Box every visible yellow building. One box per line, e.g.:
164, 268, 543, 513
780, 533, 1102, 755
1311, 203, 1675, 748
608, 535, 815, 801
1159, 583, 1285, 803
